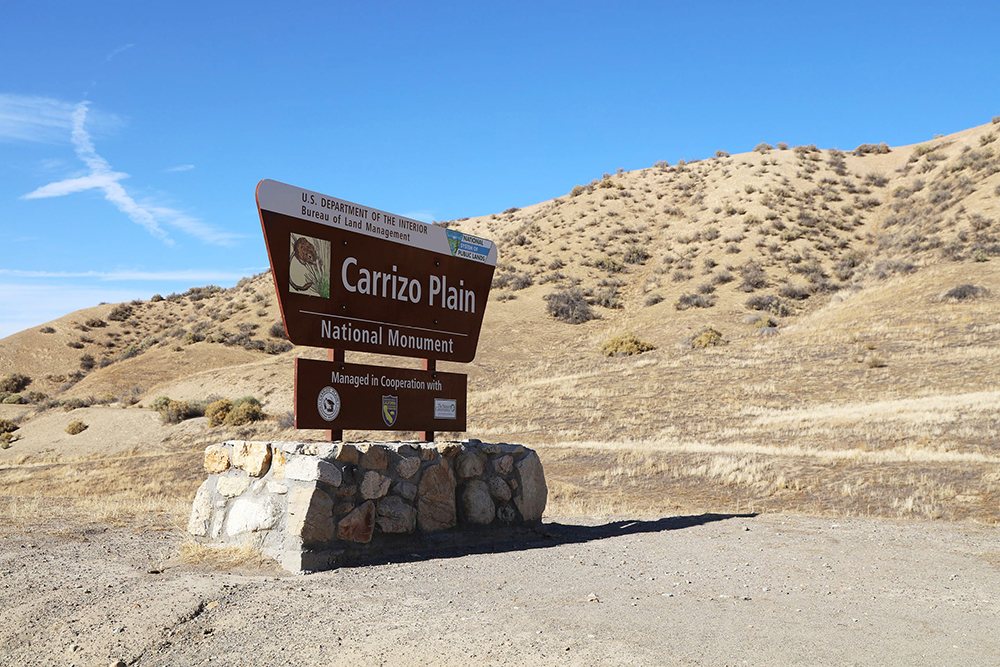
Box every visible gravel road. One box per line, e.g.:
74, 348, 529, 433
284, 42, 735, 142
1, 513, 998, 666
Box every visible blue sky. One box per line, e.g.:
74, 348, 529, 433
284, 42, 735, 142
2, 1, 999, 337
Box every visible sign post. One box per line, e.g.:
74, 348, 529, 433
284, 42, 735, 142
256, 179, 496, 441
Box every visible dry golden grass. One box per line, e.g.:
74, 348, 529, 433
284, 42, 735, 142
178, 541, 273, 569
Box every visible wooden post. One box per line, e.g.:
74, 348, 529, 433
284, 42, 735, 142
326, 348, 345, 442
419, 358, 435, 442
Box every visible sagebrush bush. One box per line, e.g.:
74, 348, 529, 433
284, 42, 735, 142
0, 418, 18, 434
0, 373, 31, 394
225, 401, 265, 426
544, 288, 595, 324
161, 400, 193, 424
746, 294, 793, 316
675, 293, 715, 310
623, 244, 650, 265
85, 318, 106, 328
687, 327, 725, 348
2, 394, 25, 404
65, 420, 88, 435
943, 284, 988, 301
107, 304, 133, 321
644, 293, 664, 306
754, 142, 774, 153
738, 262, 768, 291
268, 322, 287, 339
39, 326, 55, 334
206, 399, 233, 427
600, 333, 655, 357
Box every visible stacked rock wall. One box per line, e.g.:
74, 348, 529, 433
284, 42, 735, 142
187, 440, 547, 572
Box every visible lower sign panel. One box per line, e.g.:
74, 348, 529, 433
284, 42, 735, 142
294, 358, 467, 432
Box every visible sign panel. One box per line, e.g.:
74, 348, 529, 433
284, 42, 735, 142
294, 358, 467, 431
256, 179, 497, 363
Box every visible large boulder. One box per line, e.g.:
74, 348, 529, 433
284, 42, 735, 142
417, 462, 456, 532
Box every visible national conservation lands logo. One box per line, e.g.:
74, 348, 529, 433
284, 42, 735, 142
381, 395, 398, 427
317, 386, 341, 422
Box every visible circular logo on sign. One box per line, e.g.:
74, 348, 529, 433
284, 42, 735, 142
317, 386, 341, 422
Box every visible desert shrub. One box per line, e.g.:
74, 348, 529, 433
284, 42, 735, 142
776, 142, 789, 150
623, 244, 650, 265
777, 283, 811, 300
2, 394, 25, 404
596, 256, 625, 273
80, 354, 95, 371
0, 433, 14, 449
544, 288, 596, 324
265, 341, 293, 355
746, 294, 793, 316
107, 304, 133, 321
943, 284, 988, 301
696, 282, 716, 295
206, 399, 233, 427
738, 262, 768, 292
183, 331, 205, 345
67, 341, 84, 349
993, 116, 1000, 125
233, 396, 261, 409
866, 354, 888, 368
569, 184, 586, 197
675, 293, 715, 310
854, 143, 891, 155
268, 322, 287, 339
508, 273, 534, 290
150, 395, 172, 413
161, 400, 194, 424
754, 142, 774, 153
278, 411, 295, 429
600, 333, 655, 357
715, 150, 730, 158
224, 401, 265, 426
150, 294, 164, 302
870, 259, 916, 280
65, 420, 88, 435
712, 269, 734, 285
644, 293, 664, 306
39, 326, 55, 334
0, 373, 31, 394
592, 286, 622, 309
25, 391, 46, 403
686, 327, 725, 348
0, 418, 18, 434
85, 317, 106, 328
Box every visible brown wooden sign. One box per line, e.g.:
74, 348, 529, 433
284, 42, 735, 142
256, 179, 497, 363
294, 358, 467, 431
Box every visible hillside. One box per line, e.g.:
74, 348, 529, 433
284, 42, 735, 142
2, 119, 1000, 524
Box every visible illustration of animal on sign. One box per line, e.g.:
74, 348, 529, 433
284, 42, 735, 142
288, 233, 331, 298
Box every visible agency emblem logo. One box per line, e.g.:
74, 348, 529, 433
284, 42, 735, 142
381, 395, 398, 427
317, 386, 341, 422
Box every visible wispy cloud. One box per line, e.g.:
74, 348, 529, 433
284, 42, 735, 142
106, 43, 134, 62
403, 210, 436, 224
20, 101, 242, 246
0, 268, 257, 282
0, 94, 75, 143
165, 164, 195, 172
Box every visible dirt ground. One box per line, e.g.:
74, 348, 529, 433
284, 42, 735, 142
1, 512, 998, 666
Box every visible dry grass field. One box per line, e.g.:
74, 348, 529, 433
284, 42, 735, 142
3, 119, 1000, 536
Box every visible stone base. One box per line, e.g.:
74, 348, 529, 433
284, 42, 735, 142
187, 440, 547, 573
